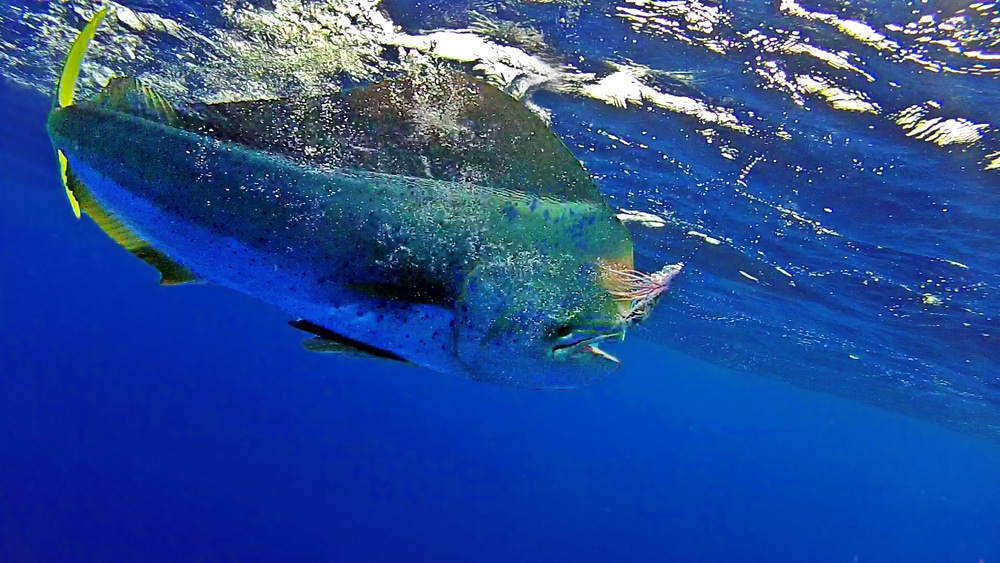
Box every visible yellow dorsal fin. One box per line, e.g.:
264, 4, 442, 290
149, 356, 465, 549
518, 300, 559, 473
57, 5, 109, 109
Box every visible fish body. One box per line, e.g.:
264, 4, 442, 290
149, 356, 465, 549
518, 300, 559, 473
47, 8, 680, 388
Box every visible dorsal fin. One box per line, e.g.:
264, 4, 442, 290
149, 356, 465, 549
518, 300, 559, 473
90, 77, 178, 125
64, 167, 200, 285
175, 70, 606, 205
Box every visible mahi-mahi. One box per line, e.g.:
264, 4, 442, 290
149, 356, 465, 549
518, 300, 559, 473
46, 7, 682, 389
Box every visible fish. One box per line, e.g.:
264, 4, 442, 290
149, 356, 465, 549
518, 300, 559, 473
46, 7, 683, 389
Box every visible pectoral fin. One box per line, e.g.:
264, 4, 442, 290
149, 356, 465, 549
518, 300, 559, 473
289, 320, 410, 363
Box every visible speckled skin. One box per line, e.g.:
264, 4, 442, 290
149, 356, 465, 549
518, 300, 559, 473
48, 85, 635, 388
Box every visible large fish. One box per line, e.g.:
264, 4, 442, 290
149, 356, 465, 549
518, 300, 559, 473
46, 7, 682, 389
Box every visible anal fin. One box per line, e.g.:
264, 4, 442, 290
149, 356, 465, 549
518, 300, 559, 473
131, 246, 200, 286
65, 166, 200, 285
289, 320, 410, 364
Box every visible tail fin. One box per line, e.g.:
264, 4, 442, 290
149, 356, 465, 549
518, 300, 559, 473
55, 5, 109, 109
53, 5, 108, 219
46, 6, 200, 286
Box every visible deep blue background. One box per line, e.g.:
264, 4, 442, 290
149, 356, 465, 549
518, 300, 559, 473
1, 80, 999, 562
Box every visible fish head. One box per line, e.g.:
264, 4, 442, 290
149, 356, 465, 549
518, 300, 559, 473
455, 297, 625, 390
455, 248, 679, 389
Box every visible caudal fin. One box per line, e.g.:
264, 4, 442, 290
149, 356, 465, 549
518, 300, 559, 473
55, 5, 108, 110
53, 5, 108, 219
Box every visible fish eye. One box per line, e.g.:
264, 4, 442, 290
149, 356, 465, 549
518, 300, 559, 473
553, 324, 573, 338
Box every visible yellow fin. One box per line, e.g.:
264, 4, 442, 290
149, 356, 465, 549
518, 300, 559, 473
57, 5, 108, 109
131, 247, 201, 286
57, 150, 81, 219
92, 77, 178, 125
64, 166, 200, 285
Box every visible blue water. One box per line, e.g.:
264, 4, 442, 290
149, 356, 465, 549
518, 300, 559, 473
3, 0, 1000, 560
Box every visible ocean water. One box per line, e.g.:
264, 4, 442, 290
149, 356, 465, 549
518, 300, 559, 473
2, 0, 1000, 561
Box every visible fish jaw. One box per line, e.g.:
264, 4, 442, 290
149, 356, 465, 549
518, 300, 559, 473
552, 329, 625, 367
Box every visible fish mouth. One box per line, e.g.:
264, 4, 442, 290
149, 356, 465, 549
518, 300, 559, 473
552, 331, 625, 367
